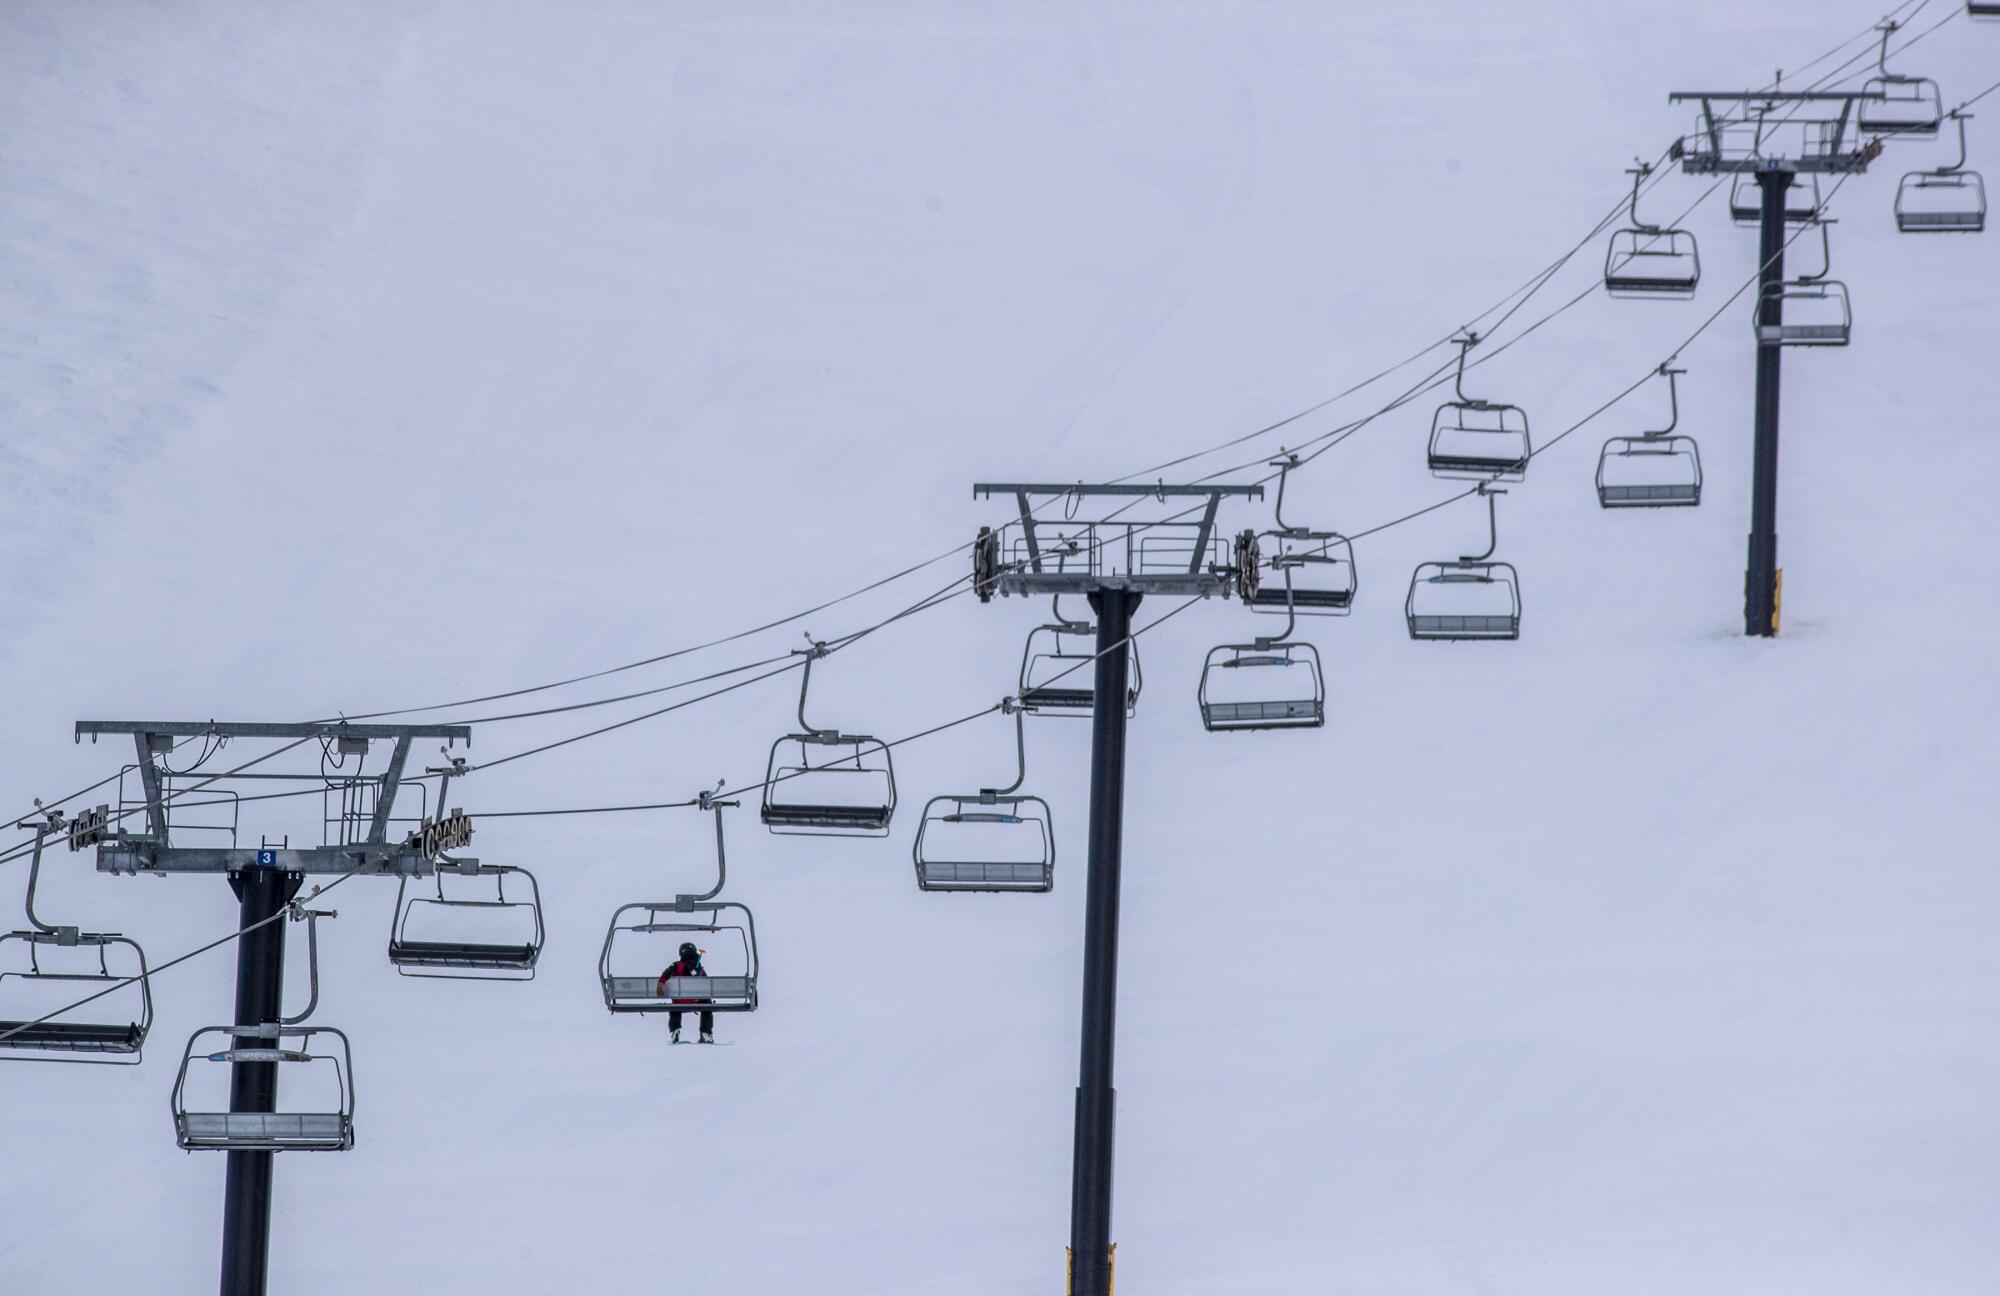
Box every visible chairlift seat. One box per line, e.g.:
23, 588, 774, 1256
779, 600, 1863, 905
0, 930, 152, 1063
386, 940, 538, 969
387, 864, 545, 979
1249, 586, 1351, 612
1597, 435, 1703, 508
1019, 685, 1095, 710
1858, 77, 1944, 138
1428, 402, 1531, 482
913, 794, 1055, 893
1406, 562, 1521, 640
1604, 229, 1701, 298
1019, 623, 1141, 717
761, 733, 896, 836
600, 901, 760, 1014
1896, 171, 1987, 232
1198, 643, 1325, 732
1730, 174, 1822, 226
177, 1112, 352, 1152
0, 1019, 145, 1051
1755, 281, 1852, 346
172, 1023, 354, 1151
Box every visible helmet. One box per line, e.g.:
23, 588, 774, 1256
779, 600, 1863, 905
678, 942, 699, 962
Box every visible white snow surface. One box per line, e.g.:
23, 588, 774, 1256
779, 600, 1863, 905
2, 3, 1997, 1293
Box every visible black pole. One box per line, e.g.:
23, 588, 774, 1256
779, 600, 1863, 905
1746, 165, 1792, 638
1069, 587, 1138, 1296
220, 866, 298, 1296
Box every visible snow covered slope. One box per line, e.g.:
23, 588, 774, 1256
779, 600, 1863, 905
2, 2, 1996, 1293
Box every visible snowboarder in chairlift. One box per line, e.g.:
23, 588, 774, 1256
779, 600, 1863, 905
660, 941, 715, 1043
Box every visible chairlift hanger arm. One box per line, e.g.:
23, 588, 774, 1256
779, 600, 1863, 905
678, 793, 737, 904
1462, 484, 1505, 564
983, 702, 1031, 798
1647, 365, 1684, 438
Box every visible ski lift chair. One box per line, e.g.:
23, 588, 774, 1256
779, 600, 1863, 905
1199, 524, 1329, 731
1730, 172, 1823, 226
173, 1024, 355, 1151
761, 643, 896, 836
387, 861, 545, 980
1604, 162, 1701, 298
1018, 602, 1142, 716
1858, 23, 1943, 139
172, 906, 354, 1151
1241, 463, 1357, 614
600, 902, 759, 1013
602, 793, 761, 1012
1406, 483, 1521, 641
913, 702, 1055, 892
1597, 365, 1702, 508
1427, 335, 1531, 482
1896, 112, 1987, 232
1754, 219, 1851, 347
0, 820, 153, 1063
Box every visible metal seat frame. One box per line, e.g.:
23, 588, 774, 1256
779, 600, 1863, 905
387, 860, 545, 981
0, 816, 153, 1064
1240, 455, 1357, 615
1605, 162, 1701, 299
171, 905, 354, 1151
761, 643, 896, 836
1018, 598, 1142, 717
1896, 112, 1987, 233
1857, 21, 1943, 140
1754, 218, 1851, 347
913, 701, 1056, 893
1598, 364, 1702, 509
1427, 334, 1531, 482
1730, 172, 1822, 226
173, 1023, 355, 1151
601, 794, 760, 1012
1406, 482, 1521, 641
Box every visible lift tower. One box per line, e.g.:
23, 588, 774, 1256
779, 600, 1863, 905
72, 719, 471, 1296
971, 482, 1263, 1295
1665, 89, 1883, 635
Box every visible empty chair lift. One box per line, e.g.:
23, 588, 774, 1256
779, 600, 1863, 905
1597, 364, 1702, 508
762, 642, 896, 835
1858, 21, 1943, 139
1896, 111, 1987, 233
173, 1024, 355, 1151
1604, 161, 1701, 298
1428, 334, 1532, 482
1407, 482, 1521, 640
171, 905, 354, 1151
1755, 219, 1851, 346
387, 861, 545, 980
1730, 172, 1822, 226
1018, 601, 1142, 716
913, 701, 1055, 892
0, 817, 152, 1064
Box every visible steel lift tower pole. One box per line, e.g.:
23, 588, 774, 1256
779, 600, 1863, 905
72, 719, 471, 1296
1665, 89, 1882, 636
1746, 165, 1793, 637
972, 482, 1262, 1294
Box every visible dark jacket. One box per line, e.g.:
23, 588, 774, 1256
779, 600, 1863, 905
658, 957, 707, 1005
